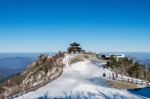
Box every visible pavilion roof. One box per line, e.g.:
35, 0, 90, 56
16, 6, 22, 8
70, 42, 80, 46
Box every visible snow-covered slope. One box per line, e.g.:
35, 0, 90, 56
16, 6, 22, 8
15, 54, 148, 99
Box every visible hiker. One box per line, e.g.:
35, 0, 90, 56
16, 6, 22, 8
103, 73, 106, 77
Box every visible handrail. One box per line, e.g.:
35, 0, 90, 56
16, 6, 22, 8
107, 75, 150, 86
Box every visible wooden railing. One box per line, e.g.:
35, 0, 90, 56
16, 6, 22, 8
105, 74, 150, 87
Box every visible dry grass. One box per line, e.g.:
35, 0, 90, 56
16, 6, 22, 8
110, 80, 137, 90
69, 53, 97, 65
85, 53, 96, 59
70, 55, 84, 64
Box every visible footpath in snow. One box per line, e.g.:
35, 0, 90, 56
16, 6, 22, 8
16, 54, 149, 99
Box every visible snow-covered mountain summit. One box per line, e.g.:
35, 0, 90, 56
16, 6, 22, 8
14, 53, 148, 99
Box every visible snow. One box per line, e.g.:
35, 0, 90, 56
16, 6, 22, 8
62, 54, 75, 67
15, 54, 149, 99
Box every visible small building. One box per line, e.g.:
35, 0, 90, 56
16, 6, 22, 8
97, 54, 125, 60
109, 54, 125, 58
68, 42, 84, 54
96, 54, 110, 60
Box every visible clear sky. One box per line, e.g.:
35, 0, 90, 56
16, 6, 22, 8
0, 0, 150, 52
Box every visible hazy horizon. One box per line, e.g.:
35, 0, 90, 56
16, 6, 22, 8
0, 51, 150, 53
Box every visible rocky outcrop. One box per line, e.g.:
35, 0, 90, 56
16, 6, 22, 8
0, 52, 65, 98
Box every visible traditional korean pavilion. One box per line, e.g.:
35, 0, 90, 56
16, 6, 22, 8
68, 42, 83, 53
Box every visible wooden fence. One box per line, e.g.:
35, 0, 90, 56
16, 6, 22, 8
103, 73, 150, 87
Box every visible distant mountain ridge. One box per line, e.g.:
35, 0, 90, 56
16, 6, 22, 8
0, 53, 56, 84
0, 57, 36, 84
0, 57, 34, 69
143, 58, 150, 65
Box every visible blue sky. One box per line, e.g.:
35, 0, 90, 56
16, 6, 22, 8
0, 0, 150, 52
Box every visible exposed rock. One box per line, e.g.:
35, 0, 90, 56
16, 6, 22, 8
0, 52, 65, 98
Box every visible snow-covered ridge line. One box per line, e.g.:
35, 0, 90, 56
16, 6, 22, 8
15, 54, 149, 99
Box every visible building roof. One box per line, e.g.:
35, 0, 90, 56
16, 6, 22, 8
70, 42, 80, 46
